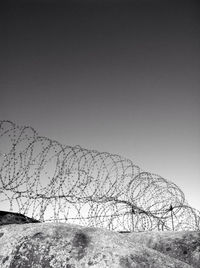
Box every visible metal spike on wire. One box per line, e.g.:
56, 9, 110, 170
0, 120, 199, 231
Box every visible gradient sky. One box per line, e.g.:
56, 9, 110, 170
0, 0, 200, 211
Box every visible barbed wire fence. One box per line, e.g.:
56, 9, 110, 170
0, 120, 199, 232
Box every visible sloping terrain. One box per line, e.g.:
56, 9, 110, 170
122, 231, 200, 267
0, 222, 198, 268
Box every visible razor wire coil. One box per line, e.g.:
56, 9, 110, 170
0, 120, 199, 231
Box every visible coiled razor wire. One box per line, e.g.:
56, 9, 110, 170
0, 120, 199, 231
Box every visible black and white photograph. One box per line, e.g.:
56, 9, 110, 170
0, 0, 200, 267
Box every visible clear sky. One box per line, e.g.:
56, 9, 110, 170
0, 0, 200, 211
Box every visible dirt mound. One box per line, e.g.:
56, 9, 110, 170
0, 223, 196, 267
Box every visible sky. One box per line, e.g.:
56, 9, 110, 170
0, 0, 200, 211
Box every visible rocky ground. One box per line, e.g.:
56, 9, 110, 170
122, 230, 200, 267
0, 223, 199, 267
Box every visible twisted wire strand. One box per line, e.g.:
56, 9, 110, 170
0, 120, 199, 231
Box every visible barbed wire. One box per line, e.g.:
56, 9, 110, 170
0, 120, 199, 231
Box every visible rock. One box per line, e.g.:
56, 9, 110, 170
122, 231, 200, 268
0, 211, 40, 225
0, 223, 194, 267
